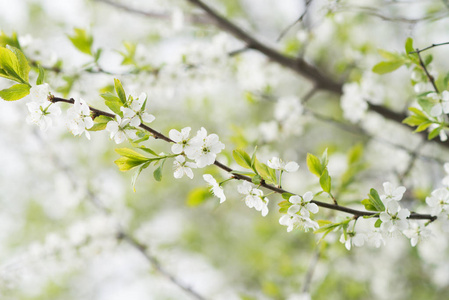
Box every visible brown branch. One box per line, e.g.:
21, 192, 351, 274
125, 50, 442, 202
185, 0, 343, 94
416, 49, 439, 94
50, 96, 437, 221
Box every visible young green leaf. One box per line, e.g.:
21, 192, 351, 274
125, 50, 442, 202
67, 28, 93, 55
405, 37, 414, 54
186, 187, 210, 207
232, 149, 252, 169
131, 162, 150, 192
153, 158, 166, 181
7, 45, 29, 83
319, 169, 331, 193
114, 156, 149, 171
115, 148, 148, 160
36, 64, 45, 85
372, 61, 404, 74
374, 219, 382, 228
428, 126, 442, 140
114, 78, 126, 104
0, 83, 30, 101
361, 199, 377, 211
307, 153, 323, 177
368, 188, 385, 211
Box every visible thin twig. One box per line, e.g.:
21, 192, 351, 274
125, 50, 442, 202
409, 42, 449, 54
276, 0, 313, 42
50, 96, 438, 221
416, 49, 439, 93
302, 249, 320, 294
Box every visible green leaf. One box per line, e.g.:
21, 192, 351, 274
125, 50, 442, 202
417, 97, 434, 115
281, 193, 293, 200
233, 149, 252, 169
307, 153, 323, 177
67, 28, 93, 55
415, 121, 432, 133
88, 122, 107, 131
428, 126, 441, 140
424, 54, 433, 66
101, 92, 123, 115
153, 158, 166, 181
0, 31, 21, 49
137, 146, 159, 157
374, 219, 382, 228
0, 83, 30, 101
250, 146, 257, 169
231, 170, 257, 177
115, 148, 148, 159
320, 148, 329, 168
408, 107, 428, 118
94, 48, 103, 62
368, 188, 385, 211
114, 156, 149, 171
405, 37, 414, 54
372, 61, 404, 74
361, 199, 377, 211
319, 169, 331, 193
254, 159, 276, 184
252, 174, 262, 185
0, 46, 24, 83
278, 200, 291, 207
114, 78, 126, 104
7, 45, 29, 83
402, 115, 427, 127
186, 187, 210, 206
378, 49, 399, 61
36, 64, 45, 85
131, 162, 150, 192
347, 143, 363, 165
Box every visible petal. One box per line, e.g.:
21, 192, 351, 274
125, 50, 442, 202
169, 129, 182, 142
285, 161, 299, 172
306, 203, 319, 214
289, 195, 302, 204
142, 113, 155, 123
303, 191, 313, 202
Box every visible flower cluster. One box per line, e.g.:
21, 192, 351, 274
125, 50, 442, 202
169, 127, 225, 179
238, 181, 269, 216
379, 182, 410, 235
25, 84, 61, 131
279, 192, 319, 232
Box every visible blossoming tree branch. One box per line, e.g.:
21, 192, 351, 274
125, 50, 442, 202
0, 29, 445, 253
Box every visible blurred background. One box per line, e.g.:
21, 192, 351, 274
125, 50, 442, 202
1, 0, 449, 299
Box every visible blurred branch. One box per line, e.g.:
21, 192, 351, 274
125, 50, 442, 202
36, 126, 206, 300
94, 0, 212, 25
184, 0, 343, 94
276, 0, 313, 42
302, 249, 320, 293
50, 95, 438, 221
335, 5, 448, 24
97, 0, 449, 151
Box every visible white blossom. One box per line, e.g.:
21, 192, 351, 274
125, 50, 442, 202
203, 174, 226, 203
341, 83, 367, 123
169, 127, 192, 154
66, 98, 94, 139
173, 155, 196, 179
403, 222, 432, 247
340, 232, 366, 250
366, 231, 385, 248
237, 181, 269, 216
430, 91, 449, 117
288, 192, 318, 218
379, 205, 410, 234
26, 84, 61, 131
106, 115, 137, 144
426, 188, 449, 216
120, 92, 155, 127
267, 157, 299, 172
186, 127, 225, 168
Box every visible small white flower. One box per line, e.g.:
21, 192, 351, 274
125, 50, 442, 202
106, 115, 137, 144
169, 127, 192, 154
403, 222, 432, 247
66, 98, 94, 139
341, 83, 368, 123
26, 84, 61, 131
237, 181, 269, 216
288, 192, 318, 218
380, 206, 410, 234
203, 174, 226, 203
187, 128, 225, 168
173, 155, 196, 179
426, 188, 449, 216
121, 93, 155, 127
267, 157, 299, 172
279, 214, 318, 232
339, 232, 366, 250
430, 91, 449, 117
366, 231, 385, 248
381, 182, 406, 203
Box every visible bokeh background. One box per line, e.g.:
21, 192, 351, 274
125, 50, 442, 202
1, 0, 449, 299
